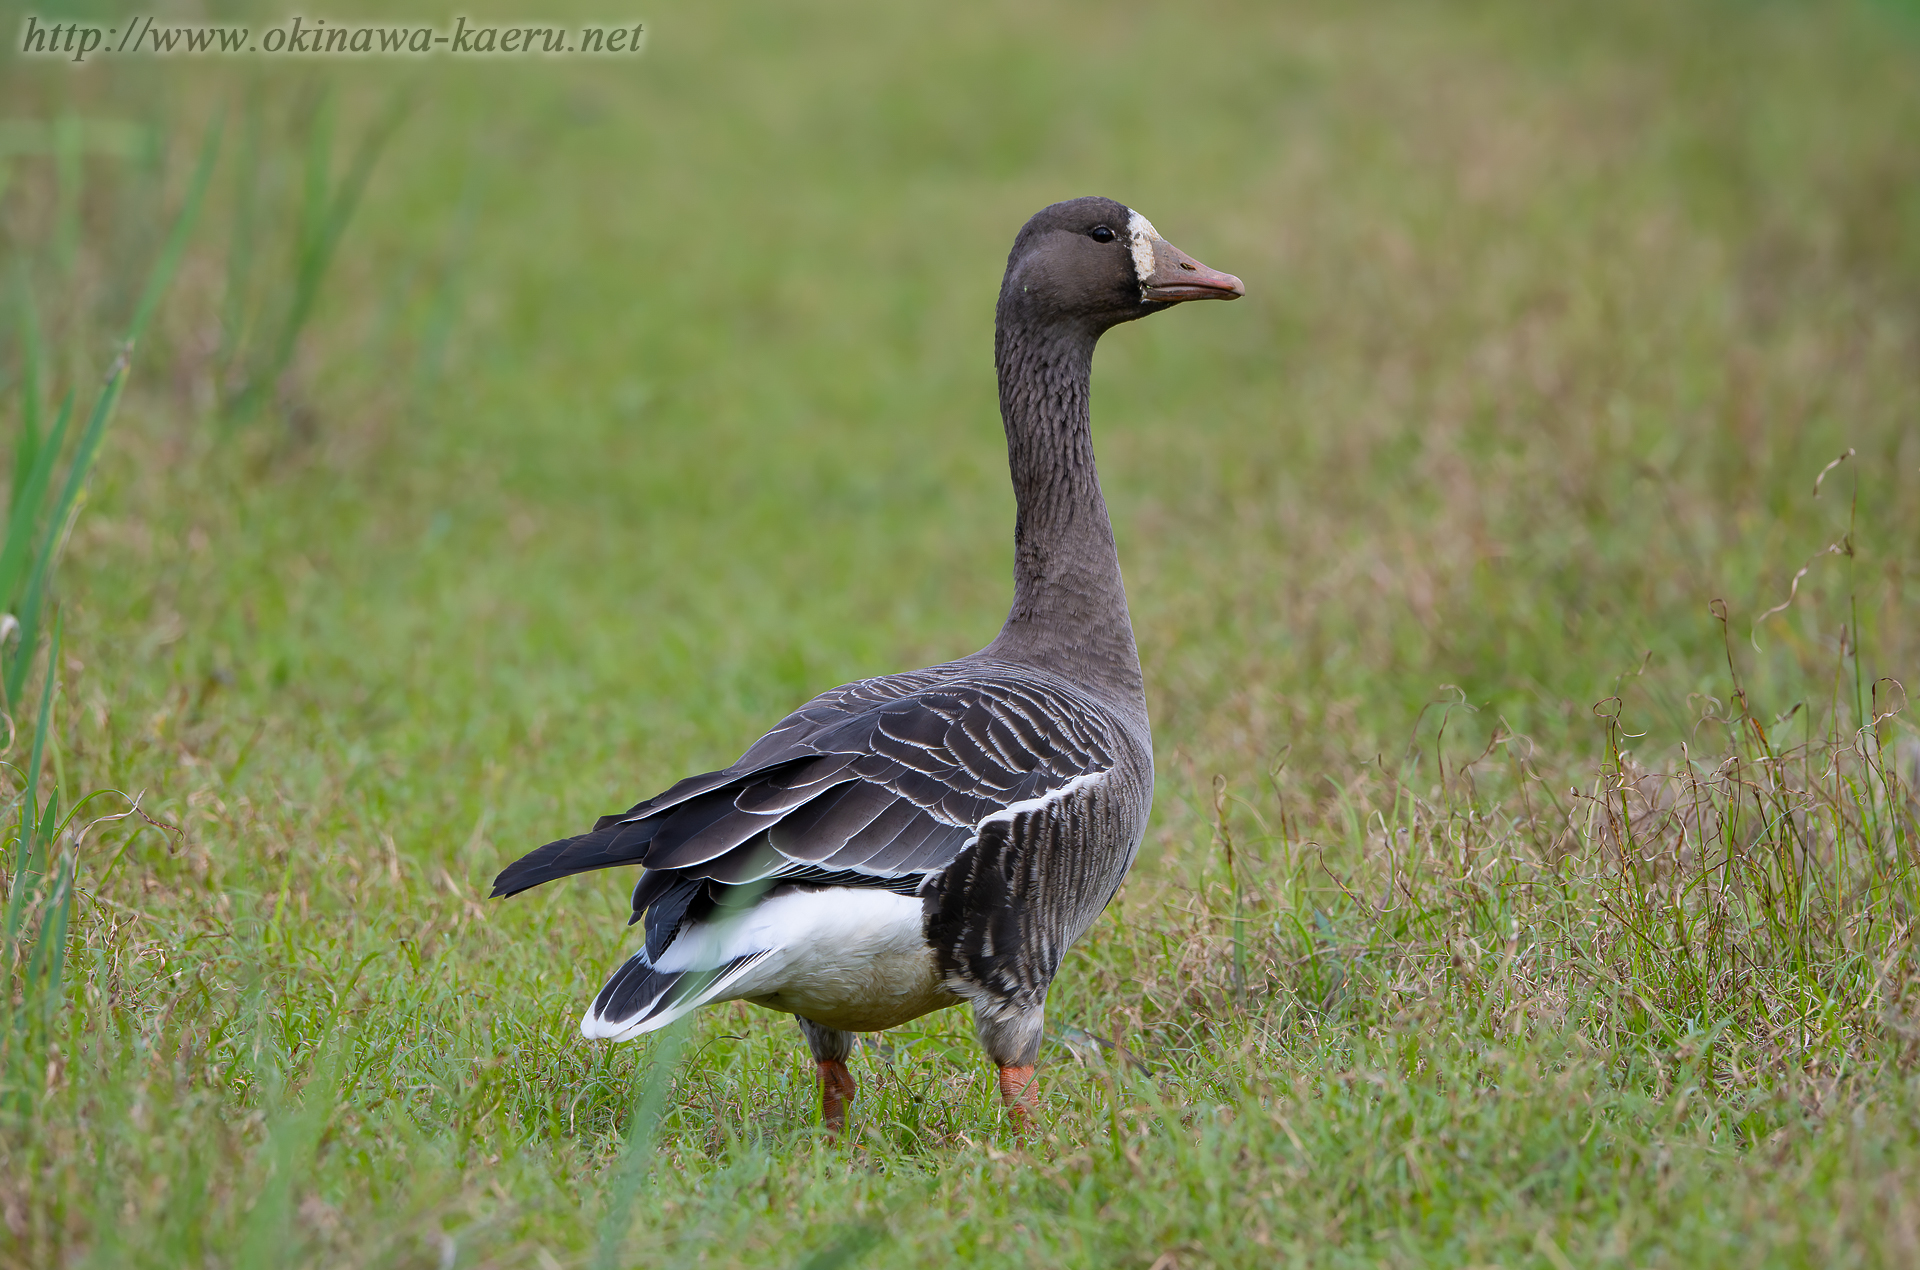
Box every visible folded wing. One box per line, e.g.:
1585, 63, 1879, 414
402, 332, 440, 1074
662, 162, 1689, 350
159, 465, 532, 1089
490, 662, 1120, 957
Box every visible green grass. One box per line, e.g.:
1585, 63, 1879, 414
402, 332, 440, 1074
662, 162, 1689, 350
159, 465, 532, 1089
2, 0, 1919, 1265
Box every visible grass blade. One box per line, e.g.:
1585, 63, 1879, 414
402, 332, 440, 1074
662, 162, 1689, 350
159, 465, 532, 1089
9, 275, 42, 510
5, 619, 58, 947
126, 111, 225, 348
228, 87, 408, 424
0, 388, 72, 623
593, 1021, 691, 1270
3, 113, 223, 707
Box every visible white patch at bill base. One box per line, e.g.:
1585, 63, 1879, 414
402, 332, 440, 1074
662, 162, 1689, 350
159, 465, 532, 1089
1126, 209, 1161, 295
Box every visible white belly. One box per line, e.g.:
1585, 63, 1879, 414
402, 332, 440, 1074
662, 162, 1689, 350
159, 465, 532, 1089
659, 885, 960, 1032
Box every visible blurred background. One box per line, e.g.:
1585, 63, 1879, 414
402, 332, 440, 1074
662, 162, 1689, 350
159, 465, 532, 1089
1, 1, 1912, 813
1, 0, 1917, 1263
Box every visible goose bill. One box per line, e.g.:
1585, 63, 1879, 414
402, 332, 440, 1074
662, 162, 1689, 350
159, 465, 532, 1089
1142, 238, 1245, 303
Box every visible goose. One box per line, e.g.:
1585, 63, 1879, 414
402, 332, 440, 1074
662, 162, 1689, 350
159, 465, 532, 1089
491, 197, 1242, 1133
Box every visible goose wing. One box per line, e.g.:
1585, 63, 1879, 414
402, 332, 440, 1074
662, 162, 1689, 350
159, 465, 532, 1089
490, 662, 1121, 955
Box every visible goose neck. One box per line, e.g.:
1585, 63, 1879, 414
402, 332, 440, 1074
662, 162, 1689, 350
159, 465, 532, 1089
983, 317, 1144, 711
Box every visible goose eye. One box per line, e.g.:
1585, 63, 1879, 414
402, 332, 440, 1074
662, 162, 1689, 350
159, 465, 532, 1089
1089, 225, 1116, 243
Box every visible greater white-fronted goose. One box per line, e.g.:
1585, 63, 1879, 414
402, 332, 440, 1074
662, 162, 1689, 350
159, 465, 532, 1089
492, 197, 1243, 1132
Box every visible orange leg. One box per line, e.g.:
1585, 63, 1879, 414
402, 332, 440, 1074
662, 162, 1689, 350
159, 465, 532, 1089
998, 1063, 1038, 1136
818, 1058, 856, 1134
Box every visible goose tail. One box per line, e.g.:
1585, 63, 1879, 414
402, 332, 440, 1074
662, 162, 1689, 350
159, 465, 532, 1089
580, 947, 776, 1041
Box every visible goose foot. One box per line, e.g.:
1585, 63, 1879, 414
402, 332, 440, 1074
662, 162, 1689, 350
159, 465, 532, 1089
818, 1059, 856, 1134
997, 1063, 1038, 1136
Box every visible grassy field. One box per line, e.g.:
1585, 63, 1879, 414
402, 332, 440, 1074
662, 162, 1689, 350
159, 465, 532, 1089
2, 0, 1919, 1265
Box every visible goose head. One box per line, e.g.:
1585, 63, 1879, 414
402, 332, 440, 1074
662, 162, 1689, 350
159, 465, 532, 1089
998, 196, 1244, 336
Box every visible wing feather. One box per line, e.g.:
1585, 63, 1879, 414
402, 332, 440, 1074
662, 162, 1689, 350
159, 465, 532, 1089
691, 833, 786, 884
731, 755, 858, 813
829, 797, 927, 868
767, 781, 899, 859
640, 789, 774, 868
491, 662, 1128, 947
858, 813, 969, 875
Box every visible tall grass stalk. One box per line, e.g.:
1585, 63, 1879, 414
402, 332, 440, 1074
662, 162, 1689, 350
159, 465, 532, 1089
0, 619, 69, 1116
594, 1020, 692, 1270
222, 87, 408, 426
0, 112, 218, 1124
0, 114, 221, 708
